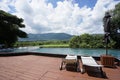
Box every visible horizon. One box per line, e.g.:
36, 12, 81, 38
0, 0, 120, 35
27, 32, 104, 35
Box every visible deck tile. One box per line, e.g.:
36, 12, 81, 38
0, 55, 119, 80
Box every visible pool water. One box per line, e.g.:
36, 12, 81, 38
33, 48, 120, 59
0, 47, 120, 59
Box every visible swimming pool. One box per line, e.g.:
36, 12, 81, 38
0, 47, 120, 59
33, 48, 120, 59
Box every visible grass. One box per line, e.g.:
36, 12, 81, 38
40, 44, 69, 48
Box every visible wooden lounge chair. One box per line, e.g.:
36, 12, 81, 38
60, 55, 79, 72
81, 56, 104, 76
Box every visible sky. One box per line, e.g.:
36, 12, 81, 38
0, 0, 120, 35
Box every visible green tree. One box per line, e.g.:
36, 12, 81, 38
110, 3, 120, 49
0, 10, 27, 48
69, 36, 80, 48
69, 33, 105, 48
80, 34, 92, 44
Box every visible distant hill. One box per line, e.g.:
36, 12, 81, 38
19, 33, 73, 41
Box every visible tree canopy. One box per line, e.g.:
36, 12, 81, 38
69, 33, 115, 48
0, 10, 27, 48
110, 3, 120, 48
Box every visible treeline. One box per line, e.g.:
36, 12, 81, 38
14, 40, 68, 47
14, 33, 116, 49
69, 33, 115, 48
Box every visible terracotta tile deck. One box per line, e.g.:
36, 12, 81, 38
0, 55, 119, 80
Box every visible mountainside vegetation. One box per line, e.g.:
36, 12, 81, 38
15, 33, 116, 49
19, 33, 73, 41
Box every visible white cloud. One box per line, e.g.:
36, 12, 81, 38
0, 0, 120, 35
0, 0, 10, 11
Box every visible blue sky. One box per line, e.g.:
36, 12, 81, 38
46, 0, 97, 8
0, 0, 120, 35
72, 0, 97, 8
7, 0, 97, 13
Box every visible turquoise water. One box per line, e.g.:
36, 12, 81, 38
0, 47, 120, 59
0, 46, 39, 53
33, 48, 120, 59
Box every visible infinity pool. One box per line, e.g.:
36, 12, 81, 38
0, 47, 120, 59
33, 48, 120, 59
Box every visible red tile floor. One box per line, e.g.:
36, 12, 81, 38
0, 55, 119, 80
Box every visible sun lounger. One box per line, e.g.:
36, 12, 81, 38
60, 55, 79, 72
81, 56, 104, 76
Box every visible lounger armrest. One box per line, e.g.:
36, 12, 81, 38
84, 64, 103, 67
66, 55, 77, 60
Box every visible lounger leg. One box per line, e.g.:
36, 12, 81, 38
59, 62, 62, 70
60, 59, 64, 70
100, 67, 104, 77
76, 60, 80, 72
81, 65, 85, 74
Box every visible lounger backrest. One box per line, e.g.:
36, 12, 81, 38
64, 55, 77, 64
81, 56, 102, 67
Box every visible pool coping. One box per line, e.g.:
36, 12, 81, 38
0, 51, 119, 63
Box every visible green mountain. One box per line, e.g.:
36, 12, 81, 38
19, 33, 73, 41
